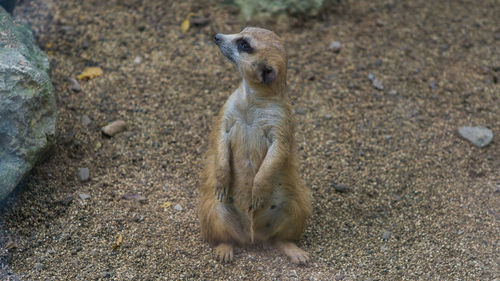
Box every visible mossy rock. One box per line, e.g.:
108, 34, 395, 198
0, 7, 57, 201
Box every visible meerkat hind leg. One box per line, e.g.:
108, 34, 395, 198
276, 241, 309, 264
215, 243, 234, 263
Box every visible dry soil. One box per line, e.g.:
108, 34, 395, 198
0, 0, 499, 280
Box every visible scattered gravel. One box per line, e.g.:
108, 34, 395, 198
1, 0, 498, 280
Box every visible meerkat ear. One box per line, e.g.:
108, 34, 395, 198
258, 63, 277, 84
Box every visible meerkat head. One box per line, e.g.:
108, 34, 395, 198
214, 27, 287, 92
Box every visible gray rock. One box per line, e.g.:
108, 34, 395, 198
324, 114, 332, 120
458, 126, 493, 147
389, 89, 398, 96
372, 78, 384, 91
331, 183, 348, 193
78, 193, 91, 200
102, 271, 113, 278
69, 78, 81, 92
329, 41, 342, 53
81, 115, 91, 126
293, 107, 306, 115
368, 73, 383, 90
33, 262, 44, 270
0, 9, 57, 201
174, 204, 183, 211
77, 168, 90, 182
382, 230, 391, 240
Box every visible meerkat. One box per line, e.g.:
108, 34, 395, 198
199, 27, 312, 264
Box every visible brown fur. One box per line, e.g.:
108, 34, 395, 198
199, 27, 312, 264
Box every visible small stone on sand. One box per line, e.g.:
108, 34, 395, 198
102, 120, 127, 137
458, 126, 493, 147
77, 167, 90, 182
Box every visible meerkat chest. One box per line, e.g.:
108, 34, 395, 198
225, 99, 283, 169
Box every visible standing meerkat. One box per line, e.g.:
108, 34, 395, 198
199, 27, 312, 264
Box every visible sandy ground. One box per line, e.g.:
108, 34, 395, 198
1, 0, 499, 280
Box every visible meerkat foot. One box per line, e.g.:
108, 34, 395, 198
215, 243, 234, 263
277, 241, 309, 265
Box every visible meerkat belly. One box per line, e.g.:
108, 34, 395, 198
228, 121, 269, 208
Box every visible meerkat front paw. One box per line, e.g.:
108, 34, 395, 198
215, 182, 229, 202
250, 183, 270, 210
214, 174, 231, 202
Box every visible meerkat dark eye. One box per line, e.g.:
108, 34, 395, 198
236, 38, 253, 53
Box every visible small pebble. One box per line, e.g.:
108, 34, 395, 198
462, 39, 473, 48
174, 204, 183, 211
77, 168, 90, 182
33, 263, 44, 270
336, 275, 345, 281
81, 115, 91, 126
122, 193, 147, 203
389, 89, 398, 96
61, 195, 74, 206
133, 214, 144, 222
79, 193, 91, 200
332, 183, 348, 193
329, 41, 342, 53
289, 270, 298, 277
368, 73, 384, 90
382, 230, 391, 240
134, 56, 142, 64
102, 271, 113, 278
102, 120, 127, 137
384, 135, 391, 140
458, 126, 493, 147
324, 114, 333, 120
69, 78, 81, 92
294, 107, 306, 115
429, 81, 438, 90
372, 78, 384, 90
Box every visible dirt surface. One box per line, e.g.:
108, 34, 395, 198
1, 0, 499, 280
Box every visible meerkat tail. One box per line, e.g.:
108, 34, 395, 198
249, 209, 255, 243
